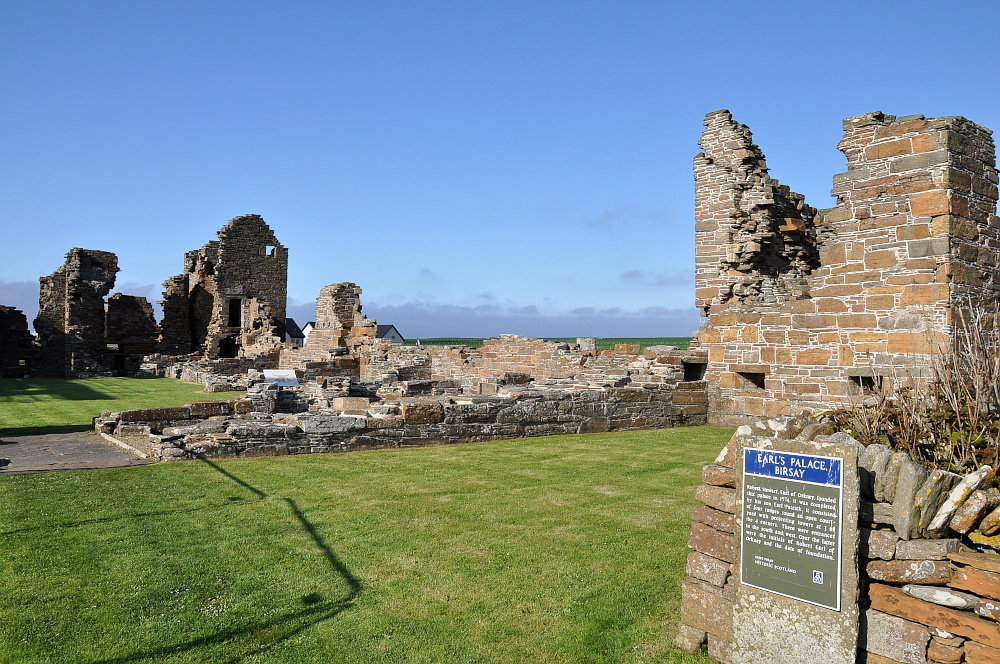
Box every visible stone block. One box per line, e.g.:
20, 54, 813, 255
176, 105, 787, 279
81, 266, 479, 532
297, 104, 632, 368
897, 539, 962, 560
869, 583, 1000, 648
861, 527, 901, 560
691, 505, 735, 533
332, 396, 372, 411
681, 578, 733, 640
796, 348, 833, 365
867, 139, 914, 160
400, 401, 445, 424
688, 522, 734, 563
912, 470, 962, 538
966, 642, 1000, 664
903, 585, 980, 610
893, 460, 931, 539
860, 608, 930, 664
702, 464, 736, 487
189, 401, 232, 417
975, 597, 1000, 621
890, 149, 949, 173
907, 237, 951, 258
888, 331, 949, 355
926, 638, 963, 663
980, 505, 1000, 536
900, 284, 951, 307
695, 484, 737, 514
949, 567, 1000, 602
674, 624, 707, 654
866, 559, 952, 585
120, 406, 191, 422
866, 250, 899, 269
687, 550, 731, 587
947, 552, 1000, 574
929, 466, 995, 535
910, 190, 951, 217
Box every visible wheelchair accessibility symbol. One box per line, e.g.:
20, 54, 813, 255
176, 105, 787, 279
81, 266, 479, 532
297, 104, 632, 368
813, 570, 824, 584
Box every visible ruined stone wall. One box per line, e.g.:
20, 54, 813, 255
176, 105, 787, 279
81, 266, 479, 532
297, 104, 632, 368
676, 418, 1000, 664
159, 215, 287, 358
34, 248, 119, 377
0, 306, 33, 377
694, 111, 1000, 423
105, 294, 159, 373
95, 377, 709, 461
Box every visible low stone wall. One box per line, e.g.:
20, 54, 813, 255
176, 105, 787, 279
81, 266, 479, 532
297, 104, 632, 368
95, 380, 708, 461
677, 418, 1000, 663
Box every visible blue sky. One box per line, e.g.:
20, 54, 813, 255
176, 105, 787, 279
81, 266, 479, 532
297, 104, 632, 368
2, 1, 999, 338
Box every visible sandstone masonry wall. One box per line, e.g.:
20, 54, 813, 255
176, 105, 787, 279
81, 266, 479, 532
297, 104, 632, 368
676, 418, 1000, 664
0, 305, 32, 377
33, 248, 120, 377
159, 215, 288, 358
694, 111, 1000, 423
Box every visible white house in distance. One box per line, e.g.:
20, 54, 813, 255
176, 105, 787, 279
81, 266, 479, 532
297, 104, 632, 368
295, 320, 404, 345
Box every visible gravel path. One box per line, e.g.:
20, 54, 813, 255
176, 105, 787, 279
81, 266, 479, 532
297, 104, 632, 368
0, 431, 155, 474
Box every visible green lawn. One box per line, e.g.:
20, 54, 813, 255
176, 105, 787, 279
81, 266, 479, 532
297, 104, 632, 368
0, 378, 242, 435
0, 426, 732, 663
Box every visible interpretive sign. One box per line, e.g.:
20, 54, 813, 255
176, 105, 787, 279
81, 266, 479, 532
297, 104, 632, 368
741, 447, 844, 611
263, 369, 299, 387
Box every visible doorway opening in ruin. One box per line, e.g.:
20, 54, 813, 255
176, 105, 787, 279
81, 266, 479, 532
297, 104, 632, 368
219, 339, 240, 358
227, 298, 242, 327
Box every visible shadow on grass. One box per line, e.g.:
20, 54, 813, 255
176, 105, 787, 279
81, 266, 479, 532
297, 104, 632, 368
0, 424, 95, 436
0, 379, 114, 402
86, 457, 362, 664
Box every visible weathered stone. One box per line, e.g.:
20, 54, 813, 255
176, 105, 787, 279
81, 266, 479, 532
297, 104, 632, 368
400, 401, 445, 424
980, 505, 1000, 536
897, 539, 962, 561
674, 624, 707, 654
680, 578, 733, 640
879, 452, 909, 504
695, 484, 737, 514
691, 505, 735, 533
702, 464, 737, 487
688, 522, 734, 563
928, 466, 995, 536
903, 584, 981, 610
950, 567, 1000, 601
687, 551, 731, 587
869, 583, 1000, 648
948, 552, 1000, 574
866, 560, 952, 585
860, 608, 930, 664
913, 470, 963, 539
861, 444, 894, 500
966, 641, 1000, 664
950, 491, 999, 534
893, 459, 931, 540
862, 527, 901, 561
969, 531, 1000, 552
926, 638, 964, 663
975, 597, 1000, 621
120, 407, 191, 423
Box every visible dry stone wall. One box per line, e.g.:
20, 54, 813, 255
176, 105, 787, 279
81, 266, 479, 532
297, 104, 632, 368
677, 417, 1000, 664
695, 111, 1000, 423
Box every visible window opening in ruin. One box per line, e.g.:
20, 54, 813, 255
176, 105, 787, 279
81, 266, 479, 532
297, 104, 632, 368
219, 340, 240, 358
850, 375, 883, 393
228, 298, 242, 327
683, 361, 707, 381
264, 245, 276, 256
737, 371, 766, 389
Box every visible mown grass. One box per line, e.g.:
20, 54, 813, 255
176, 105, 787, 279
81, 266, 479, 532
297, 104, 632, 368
0, 426, 732, 664
0, 378, 243, 435
406, 337, 692, 350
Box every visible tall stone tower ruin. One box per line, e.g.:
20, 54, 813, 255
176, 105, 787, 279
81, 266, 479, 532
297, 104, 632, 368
33, 248, 120, 377
694, 111, 1000, 423
159, 214, 288, 358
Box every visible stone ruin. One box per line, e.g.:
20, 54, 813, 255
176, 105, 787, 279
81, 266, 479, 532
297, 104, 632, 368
695, 110, 1000, 424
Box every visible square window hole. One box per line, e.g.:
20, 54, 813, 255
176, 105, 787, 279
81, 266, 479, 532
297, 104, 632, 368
737, 371, 766, 389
